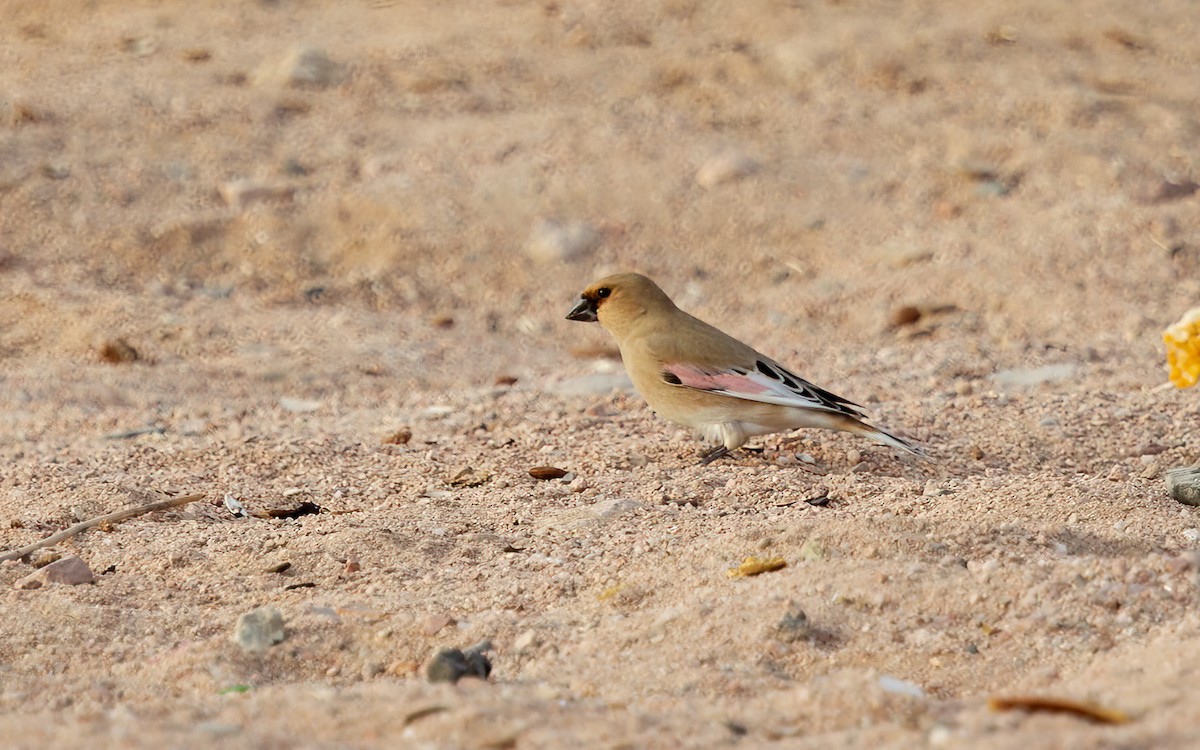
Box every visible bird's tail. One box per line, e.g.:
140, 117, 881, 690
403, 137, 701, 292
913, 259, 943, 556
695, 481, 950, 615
793, 410, 931, 460
826, 412, 930, 459
863, 423, 931, 460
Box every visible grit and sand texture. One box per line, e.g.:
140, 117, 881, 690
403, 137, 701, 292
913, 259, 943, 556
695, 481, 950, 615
3, 1, 1200, 748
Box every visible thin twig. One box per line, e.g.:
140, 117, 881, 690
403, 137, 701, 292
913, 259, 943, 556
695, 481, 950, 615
1, 493, 204, 563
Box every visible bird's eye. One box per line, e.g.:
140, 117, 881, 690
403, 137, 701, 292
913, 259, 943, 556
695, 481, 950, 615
596, 287, 611, 298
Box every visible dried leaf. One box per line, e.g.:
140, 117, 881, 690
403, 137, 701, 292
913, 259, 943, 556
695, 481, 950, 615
382, 427, 413, 444
1164, 307, 1200, 388
988, 696, 1129, 725
727, 556, 788, 578
256, 502, 320, 519
889, 305, 922, 327
99, 339, 139, 364
401, 705, 448, 726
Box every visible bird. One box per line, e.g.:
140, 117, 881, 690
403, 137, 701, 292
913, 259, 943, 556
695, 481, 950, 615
565, 272, 927, 464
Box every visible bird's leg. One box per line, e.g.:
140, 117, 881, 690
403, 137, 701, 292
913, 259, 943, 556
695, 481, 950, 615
698, 445, 731, 465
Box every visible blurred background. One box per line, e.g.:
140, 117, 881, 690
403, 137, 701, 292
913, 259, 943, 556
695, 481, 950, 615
2, 0, 1198, 393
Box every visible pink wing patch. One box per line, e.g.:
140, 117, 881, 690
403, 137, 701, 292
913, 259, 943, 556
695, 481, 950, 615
661, 361, 857, 417
663, 363, 772, 394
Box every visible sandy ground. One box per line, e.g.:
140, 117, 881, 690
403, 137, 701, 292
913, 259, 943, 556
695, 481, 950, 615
3, 0, 1200, 747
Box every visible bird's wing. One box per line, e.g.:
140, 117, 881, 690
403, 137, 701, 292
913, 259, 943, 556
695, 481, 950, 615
662, 359, 867, 419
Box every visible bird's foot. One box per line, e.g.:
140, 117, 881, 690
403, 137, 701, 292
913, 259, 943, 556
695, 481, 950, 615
698, 445, 731, 465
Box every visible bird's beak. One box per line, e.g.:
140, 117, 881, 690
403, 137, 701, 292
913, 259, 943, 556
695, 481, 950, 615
566, 297, 598, 323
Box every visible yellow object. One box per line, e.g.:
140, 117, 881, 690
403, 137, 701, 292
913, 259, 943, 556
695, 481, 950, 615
1164, 308, 1200, 388
727, 556, 788, 578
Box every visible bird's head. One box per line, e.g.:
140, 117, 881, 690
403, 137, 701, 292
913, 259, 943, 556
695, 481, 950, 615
566, 273, 675, 338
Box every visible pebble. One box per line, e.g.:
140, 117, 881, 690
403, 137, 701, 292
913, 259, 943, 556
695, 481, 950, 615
799, 539, 825, 561
928, 725, 954, 747
278, 396, 322, 413
382, 427, 412, 445
426, 641, 492, 684
41, 162, 70, 180
774, 602, 813, 643
991, 364, 1077, 389
512, 629, 539, 653
1165, 555, 1193, 575
1166, 466, 1200, 506
695, 150, 758, 188
122, 35, 158, 57
889, 306, 922, 327
524, 218, 601, 263
13, 556, 95, 589
29, 549, 63, 568
878, 675, 926, 698
974, 180, 1010, 198
548, 372, 633, 398
219, 179, 296, 210
1150, 215, 1183, 251
422, 613, 456, 636
874, 240, 933, 268
255, 46, 346, 88
232, 606, 286, 652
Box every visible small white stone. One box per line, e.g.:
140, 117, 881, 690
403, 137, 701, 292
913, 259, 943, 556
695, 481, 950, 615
513, 629, 539, 652
219, 179, 296, 209
878, 675, 926, 698
524, 218, 601, 263
928, 725, 954, 747
695, 150, 758, 188
278, 396, 322, 413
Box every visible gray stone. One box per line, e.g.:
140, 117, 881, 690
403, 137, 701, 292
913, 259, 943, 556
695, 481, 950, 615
233, 606, 286, 652
1166, 466, 1200, 506
255, 47, 346, 88
774, 603, 812, 643
14, 556, 94, 589
426, 640, 492, 684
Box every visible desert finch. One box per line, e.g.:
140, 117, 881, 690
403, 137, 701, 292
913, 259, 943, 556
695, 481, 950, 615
566, 272, 927, 463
